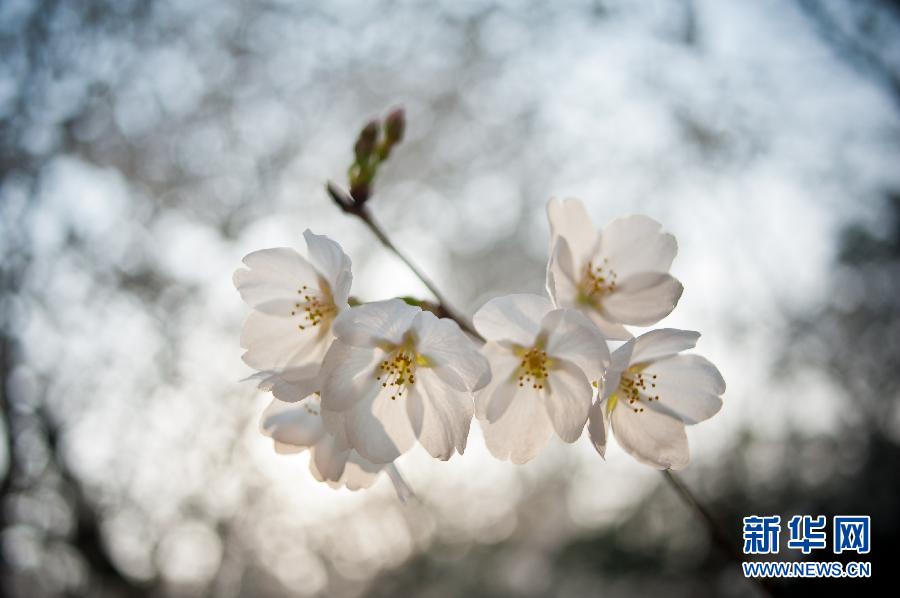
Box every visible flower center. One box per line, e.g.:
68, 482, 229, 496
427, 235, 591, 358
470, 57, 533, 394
516, 346, 551, 390
376, 350, 425, 400
291, 282, 337, 331
578, 258, 618, 304
614, 366, 659, 414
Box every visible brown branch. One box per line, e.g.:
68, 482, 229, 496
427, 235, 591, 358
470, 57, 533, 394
326, 181, 483, 341
662, 470, 776, 597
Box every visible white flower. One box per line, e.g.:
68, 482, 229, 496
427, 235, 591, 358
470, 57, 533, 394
319, 299, 491, 464
588, 328, 725, 469
473, 293, 610, 464
260, 396, 413, 500
234, 229, 352, 400
546, 198, 683, 340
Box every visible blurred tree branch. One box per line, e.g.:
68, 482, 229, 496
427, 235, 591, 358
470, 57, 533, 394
796, 0, 900, 105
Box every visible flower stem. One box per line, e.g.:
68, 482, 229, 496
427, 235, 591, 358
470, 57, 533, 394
662, 470, 776, 597
327, 181, 483, 341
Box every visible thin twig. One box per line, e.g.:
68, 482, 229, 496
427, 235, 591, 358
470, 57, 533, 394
662, 470, 776, 597
327, 181, 483, 340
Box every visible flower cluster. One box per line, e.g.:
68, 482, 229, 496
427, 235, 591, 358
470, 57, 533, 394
235, 198, 724, 495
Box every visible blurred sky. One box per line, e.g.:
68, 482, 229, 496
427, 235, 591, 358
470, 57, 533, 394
3, 0, 900, 595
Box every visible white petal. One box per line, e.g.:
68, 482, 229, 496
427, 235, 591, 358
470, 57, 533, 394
547, 198, 598, 259
541, 308, 610, 381
643, 355, 725, 424
479, 385, 554, 464
233, 247, 320, 315
302, 229, 353, 307
484, 377, 518, 423
599, 215, 677, 278
587, 398, 609, 457
413, 311, 491, 392
333, 299, 419, 348
474, 342, 521, 420
406, 369, 474, 460
319, 406, 350, 449
630, 329, 700, 364
578, 309, 633, 341
543, 359, 592, 443
240, 311, 331, 371
309, 434, 350, 482
259, 397, 325, 447
319, 341, 383, 412
343, 382, 418, 464
256, 367, 322, 402
473, 294, 553, 345
601, 272, 683, 326
338, 451, 384, 491
603, 341, 635, 398
609, 340, 635, 373
546, 235, 583, 307
611, 402, 689, 469
273, 441, 304, 454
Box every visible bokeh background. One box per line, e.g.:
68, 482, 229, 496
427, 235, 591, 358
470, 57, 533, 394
2, 0, 900, 596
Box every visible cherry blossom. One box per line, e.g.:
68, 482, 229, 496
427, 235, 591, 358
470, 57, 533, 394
588, 328, 725, 469
234, 229, 352, 400
319, 299, 490, 464
546, 198, 683, 340
473, 293, 609, 464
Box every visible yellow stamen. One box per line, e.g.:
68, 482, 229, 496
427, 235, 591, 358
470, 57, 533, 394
376, 347, 429, 400
578, 257, 618, 305
292, 280, 338, 331
611, 365, 660, 414
514, 345, 553, 390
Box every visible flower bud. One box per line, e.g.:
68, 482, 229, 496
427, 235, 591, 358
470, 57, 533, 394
354, 120, 379, 163
384, 108, 405, 144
